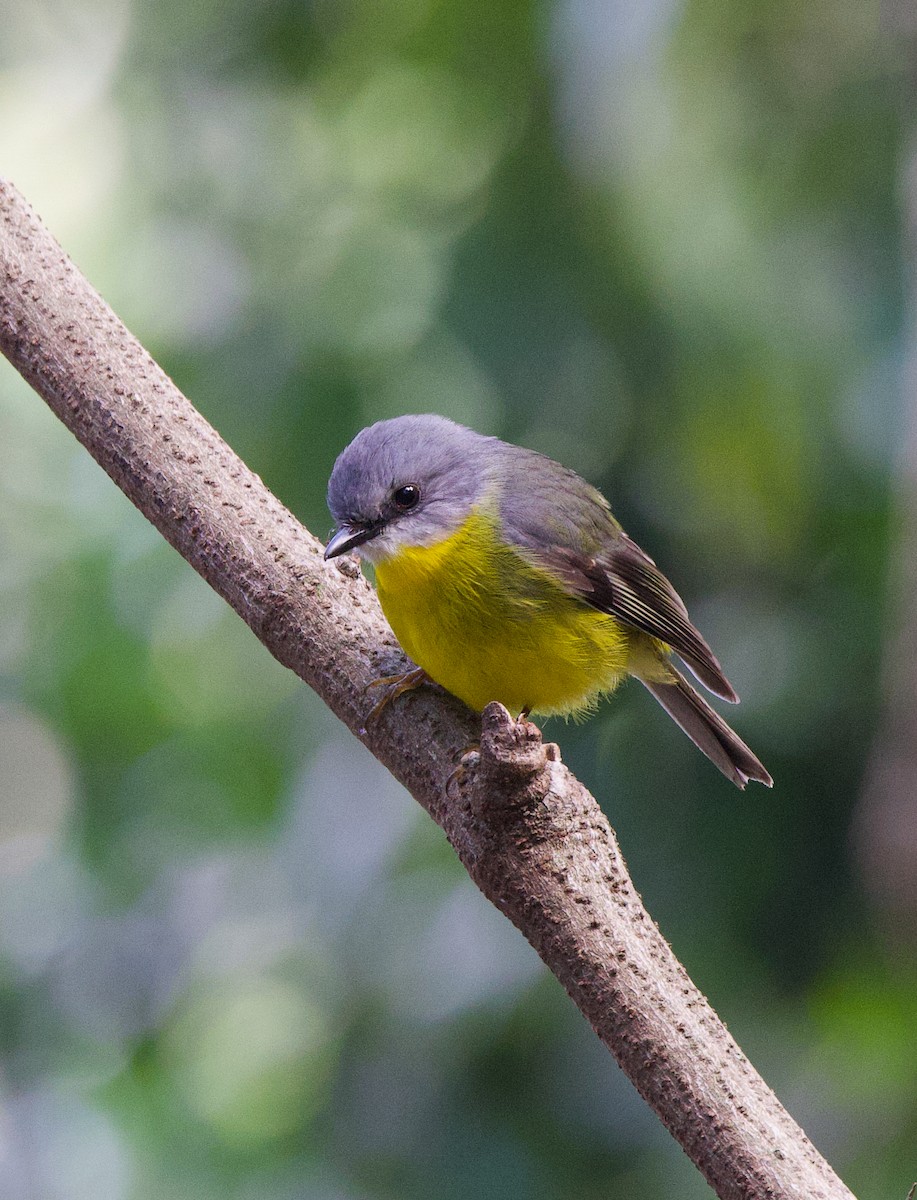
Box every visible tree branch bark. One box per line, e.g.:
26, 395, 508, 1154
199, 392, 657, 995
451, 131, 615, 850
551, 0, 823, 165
0, 178, 854, 1200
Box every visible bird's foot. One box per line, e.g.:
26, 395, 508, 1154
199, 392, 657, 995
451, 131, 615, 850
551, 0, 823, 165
361, 667, 430, 732
446, 744, 481, 798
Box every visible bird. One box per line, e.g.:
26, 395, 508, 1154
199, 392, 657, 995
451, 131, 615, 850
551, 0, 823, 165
324, 414, 772, 788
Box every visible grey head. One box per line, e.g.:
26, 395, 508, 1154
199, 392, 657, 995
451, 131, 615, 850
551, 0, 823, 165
325, 415, 494, 563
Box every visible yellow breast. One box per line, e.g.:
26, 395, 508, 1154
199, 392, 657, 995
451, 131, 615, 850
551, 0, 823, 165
373, 510, 630, 716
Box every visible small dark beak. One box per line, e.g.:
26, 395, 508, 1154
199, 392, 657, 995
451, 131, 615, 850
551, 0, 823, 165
324, 522, 379, 560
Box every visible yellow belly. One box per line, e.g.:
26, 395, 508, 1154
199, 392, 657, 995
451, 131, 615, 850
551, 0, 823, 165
373, 511, 632, 716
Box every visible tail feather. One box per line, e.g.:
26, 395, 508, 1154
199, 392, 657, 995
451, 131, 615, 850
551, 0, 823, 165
641, 669, 772, 789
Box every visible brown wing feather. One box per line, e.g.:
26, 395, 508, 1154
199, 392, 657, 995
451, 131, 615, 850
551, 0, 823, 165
534, 534, 739, 703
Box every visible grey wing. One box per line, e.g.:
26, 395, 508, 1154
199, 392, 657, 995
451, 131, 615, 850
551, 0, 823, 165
495, 449, 737, 702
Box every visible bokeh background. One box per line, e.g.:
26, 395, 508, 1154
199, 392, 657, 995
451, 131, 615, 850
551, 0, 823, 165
1, 1, 916, 1197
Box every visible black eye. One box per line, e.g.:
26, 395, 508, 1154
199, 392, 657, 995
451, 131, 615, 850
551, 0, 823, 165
393, 484, 421, 511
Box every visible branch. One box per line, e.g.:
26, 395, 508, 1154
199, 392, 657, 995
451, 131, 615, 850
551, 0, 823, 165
0, 178, 854, 1200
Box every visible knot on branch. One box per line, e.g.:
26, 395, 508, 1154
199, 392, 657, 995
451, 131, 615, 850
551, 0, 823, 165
472, 702, 560, 807
448, 703, 564, 865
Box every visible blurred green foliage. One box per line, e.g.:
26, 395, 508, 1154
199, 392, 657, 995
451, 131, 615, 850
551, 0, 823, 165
1, 0, 915, 1196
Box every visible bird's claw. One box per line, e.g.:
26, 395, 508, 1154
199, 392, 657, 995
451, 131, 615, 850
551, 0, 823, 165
362, 667, 430, 731
446, 745, 480, 798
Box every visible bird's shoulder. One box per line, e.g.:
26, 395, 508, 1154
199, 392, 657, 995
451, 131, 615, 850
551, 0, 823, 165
493, 443, 621, 559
